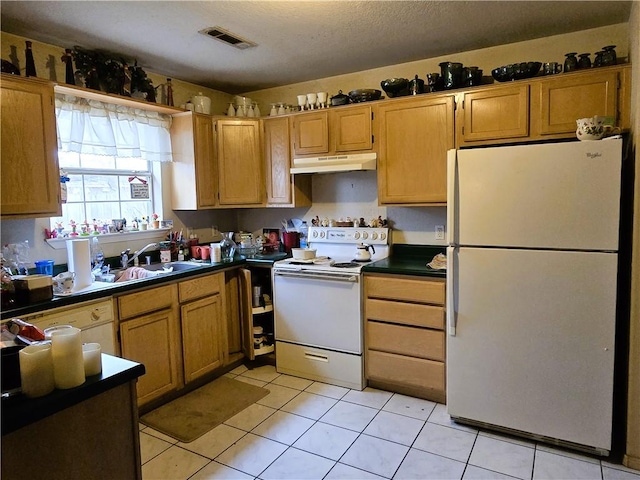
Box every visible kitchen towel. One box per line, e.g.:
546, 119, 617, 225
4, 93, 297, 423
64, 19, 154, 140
140, 376, 269, 443
66, 239, 92, 289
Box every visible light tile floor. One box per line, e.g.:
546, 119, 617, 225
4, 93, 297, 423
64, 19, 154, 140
140, 364, 640, 480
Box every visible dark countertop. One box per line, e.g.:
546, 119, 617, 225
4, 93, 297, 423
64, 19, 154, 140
363, 244, 447, 278
2, 253, 288, 320
1, 353, 145, 435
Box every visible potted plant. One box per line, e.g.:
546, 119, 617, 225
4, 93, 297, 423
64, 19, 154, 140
151, 213, 160, 229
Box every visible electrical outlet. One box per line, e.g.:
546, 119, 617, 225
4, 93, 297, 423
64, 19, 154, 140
435, 225, 445, 240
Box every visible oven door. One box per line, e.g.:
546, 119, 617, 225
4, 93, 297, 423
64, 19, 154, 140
273, 269, 361, 354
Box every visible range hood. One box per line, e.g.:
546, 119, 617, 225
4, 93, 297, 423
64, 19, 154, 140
290, 152, 376, 174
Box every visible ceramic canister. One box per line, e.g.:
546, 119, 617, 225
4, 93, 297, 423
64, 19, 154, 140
192, 92, 211, 115
51, 326, 85, 389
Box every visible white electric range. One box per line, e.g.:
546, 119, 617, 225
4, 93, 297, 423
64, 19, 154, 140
272, 227, 390, 390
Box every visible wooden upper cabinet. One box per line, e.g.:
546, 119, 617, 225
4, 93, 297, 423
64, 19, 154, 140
534, 70, 618, 136
216, 119, 264, 206
263, 117, 312, 207
291, 105, 373, 157
1, 74, 60, 218
377, 95, 454, 205
170, 112, 218, 210
459, 84, 529, 144
331, 105, 373, 152
264, 116, 292, 204
291, 111, 329, 156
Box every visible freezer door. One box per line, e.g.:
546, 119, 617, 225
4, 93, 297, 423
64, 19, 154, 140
453, 139, 622, 251
446, 247, 617, 451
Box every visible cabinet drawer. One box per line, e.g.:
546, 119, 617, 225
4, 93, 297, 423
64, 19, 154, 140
117, 284, 177, 321
367, 350, 444, 392
366, 298, 444, 330
179, 273, 221, 303
367, 321, 444, 361
366, 275, 445, 304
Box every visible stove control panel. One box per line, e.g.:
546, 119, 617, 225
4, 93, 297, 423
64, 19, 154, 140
308, 227, 389, 245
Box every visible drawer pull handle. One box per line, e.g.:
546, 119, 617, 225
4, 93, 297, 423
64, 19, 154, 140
304, 352, 329, 363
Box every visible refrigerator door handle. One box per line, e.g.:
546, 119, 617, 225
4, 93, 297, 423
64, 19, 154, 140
446, 246, 457, 336
446, 149, 457, 245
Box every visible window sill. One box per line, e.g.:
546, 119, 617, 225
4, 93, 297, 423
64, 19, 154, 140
46, 228, 171, 250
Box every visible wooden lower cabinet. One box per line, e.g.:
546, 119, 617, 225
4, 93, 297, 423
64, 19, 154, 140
119, 306, 182, 406
364, 273, 446, 403
118, 272, 228, 406
180, 273, 225, 383
181, 295, 223, 383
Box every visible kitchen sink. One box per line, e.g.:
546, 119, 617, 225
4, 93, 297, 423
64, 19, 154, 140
111, 261, 205, 283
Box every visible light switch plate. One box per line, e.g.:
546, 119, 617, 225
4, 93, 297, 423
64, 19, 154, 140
435, 225, 445, 240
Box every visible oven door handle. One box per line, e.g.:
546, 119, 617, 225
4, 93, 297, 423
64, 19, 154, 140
274, 270, 359, 283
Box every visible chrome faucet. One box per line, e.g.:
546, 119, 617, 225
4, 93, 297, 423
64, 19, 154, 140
121, 243, 159, 268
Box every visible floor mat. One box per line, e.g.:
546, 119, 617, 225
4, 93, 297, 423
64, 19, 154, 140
140, 376, 270, 443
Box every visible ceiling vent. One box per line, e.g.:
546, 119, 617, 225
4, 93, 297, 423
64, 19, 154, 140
199, 27, 256, 50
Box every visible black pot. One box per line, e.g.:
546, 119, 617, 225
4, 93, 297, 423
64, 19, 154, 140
408, 75, 425, 95
330, 90, 351, 106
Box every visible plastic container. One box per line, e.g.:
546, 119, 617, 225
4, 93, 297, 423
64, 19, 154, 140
34, 260, 54, 276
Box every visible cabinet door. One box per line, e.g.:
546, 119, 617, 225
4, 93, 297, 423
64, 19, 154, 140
460, 84, 529, 143
217, 119, 264, 205
193, 114, 218, 207
291, 111, 329, 156
181, 295, 223, 383
331, 105, 373, 152
536, 70, 618, 135
120, 308, 181, 405
170, 112, 217, 210
265, 116, 292, 204
1, 75, 60, 218
377, 96, 454, 205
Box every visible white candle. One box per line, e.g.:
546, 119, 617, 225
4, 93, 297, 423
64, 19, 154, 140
19, 343, 55, 398
51, 326, 85, 389
82, 343, 102, 376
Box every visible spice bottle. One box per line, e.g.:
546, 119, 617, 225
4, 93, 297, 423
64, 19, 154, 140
25, 41, 37, 77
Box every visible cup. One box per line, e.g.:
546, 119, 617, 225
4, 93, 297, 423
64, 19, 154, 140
82, 343, 102, 376
543, 62, 562, 75
190, 245, 201, 259
210, 243, 222, 263
35, 260, 54, 276
19, 343, 55, 398
282, 231, 300, 253
199, 246, 210, 260
306, 93, 317, 110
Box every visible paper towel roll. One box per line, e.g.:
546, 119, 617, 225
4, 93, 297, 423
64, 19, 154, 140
67, 239, 92, 290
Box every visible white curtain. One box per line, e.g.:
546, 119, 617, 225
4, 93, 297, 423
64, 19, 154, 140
55, 94, 173, 162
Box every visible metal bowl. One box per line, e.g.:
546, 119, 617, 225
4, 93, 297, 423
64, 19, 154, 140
348, 89, 382, 103
380, 78, 409, 97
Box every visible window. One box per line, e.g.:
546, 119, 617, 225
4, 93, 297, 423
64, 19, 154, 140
51, 93, 172, 234
51, 152, 153, 232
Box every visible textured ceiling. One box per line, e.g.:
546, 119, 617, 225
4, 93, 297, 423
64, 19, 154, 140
0, 1, 632, 94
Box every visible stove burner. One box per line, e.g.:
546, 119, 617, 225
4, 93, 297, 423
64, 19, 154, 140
332, 262, 360, 268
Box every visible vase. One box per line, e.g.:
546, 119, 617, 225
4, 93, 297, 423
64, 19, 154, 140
25, 41, 37, 77
220, 232, 237, 263
152, 220, 160, 229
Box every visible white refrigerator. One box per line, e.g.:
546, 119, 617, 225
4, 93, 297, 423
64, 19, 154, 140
446, 138, 622, 455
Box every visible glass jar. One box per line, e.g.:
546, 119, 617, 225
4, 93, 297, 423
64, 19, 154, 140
593, 51, 604, 68
220, 232, 237, 263
577, 53, 591, 69
564, 52, 578, 73
601, 45, 617, 66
